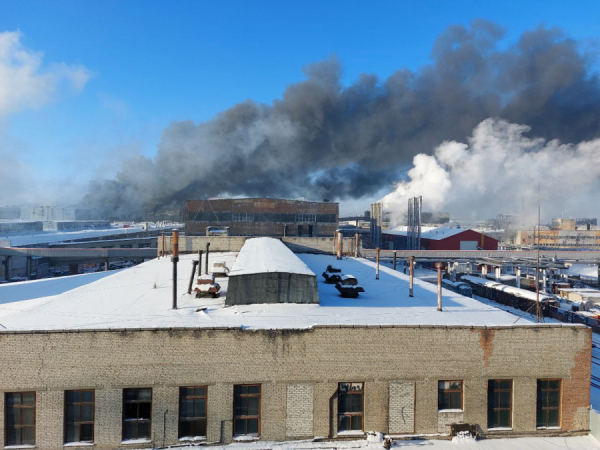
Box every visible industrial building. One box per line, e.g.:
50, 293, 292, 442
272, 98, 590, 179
516, 229, 600, 248
0, 239, 591, 448
382, 227, 499, 251
184, 198, 338, 237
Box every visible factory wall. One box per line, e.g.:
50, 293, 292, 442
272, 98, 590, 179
0, 325, 590, 448
184, 198, 338, 237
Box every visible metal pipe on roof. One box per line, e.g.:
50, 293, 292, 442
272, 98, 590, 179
393, 251, 397, 271
354, 233, 359, 258
172, 230, 179, 310
197, 250, 203, 277
409, 256, 415, 297
337, 231, 343, 260
436, 262, 443, 311
376, 248, 380, 280
205, 243, 210, 275
188, 260, 199, 295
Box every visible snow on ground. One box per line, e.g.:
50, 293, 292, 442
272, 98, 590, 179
153, 435, 600, 449
0, 253, 550, 331
0, 226, 145, 247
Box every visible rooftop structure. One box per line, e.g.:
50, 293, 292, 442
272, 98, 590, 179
382, 227, 498, 251
226, 237, 319, 305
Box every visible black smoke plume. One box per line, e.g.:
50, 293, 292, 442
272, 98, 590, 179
83, 20, 600, 219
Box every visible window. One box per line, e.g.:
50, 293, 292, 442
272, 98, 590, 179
438, 381, 463, 410
5, 392, 35, 446
65, 390, 94, 443
233, 384, 260, 436
295, 214, 316, 223
179, 387, 207, 438
488, 380, 512, 429
123, 388, 152, 441
232, 213, 254, 222
338, 382, 364, 433
537, 380, 561, 428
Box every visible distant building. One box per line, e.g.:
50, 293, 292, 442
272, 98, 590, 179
382, 227, 498, 251
516, 229, 600, 248
184, 198, 338, 237
552, 218, 576, 231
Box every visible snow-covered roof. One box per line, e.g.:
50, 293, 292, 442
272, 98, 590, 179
383, 227, 472, 241
0, 251, 577, 332
229, 237, 315, 277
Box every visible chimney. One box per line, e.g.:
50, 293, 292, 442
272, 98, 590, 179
172, 230, 179, 309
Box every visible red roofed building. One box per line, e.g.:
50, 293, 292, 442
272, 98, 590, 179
382, 227, 498, 251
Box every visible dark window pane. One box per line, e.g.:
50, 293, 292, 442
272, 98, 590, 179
22, 426, 35, 445
139, 389, 152, 401
499, 380, 512, 390
549, 380, 560, 390
181, 387, 192, 397
351, 396, 363, 413
66, 424, 78, 443
125, 389, 137, 401
195, 387, 207, 397
234, 419, 245, 435
81, 423, 94, 441
351, 414, 362, 430
138, 421, 151, 438
548, 390, 559, 406
499, 410, 511, 427
82, 391, 94, 403
247, 418, 259, 434
81, 404, 94, 422
548, 409, 559, 426
338, 395, 351, 413
6, 427, 17, 446
22, 406, 35, 425
181, 399, 193, 419
7, 408, 18, 426
234, 385, 244, 395
138, 402, 151, 419
6, 393, 17, 406
499, 391, 511, 408
66, 391, 77, 403
124, 402, 138, 419
247, 385, 260, 394
247, 397, 260, 416
123, 421, 137, 440
338, 415, 350, 432
194, 399, 206, 418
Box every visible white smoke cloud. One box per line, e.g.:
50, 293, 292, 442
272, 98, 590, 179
0, 31, 90, 118
381, 118, 600, 226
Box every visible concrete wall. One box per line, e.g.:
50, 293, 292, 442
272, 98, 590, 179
0, 325, 590, 448
161, 236, 360, 255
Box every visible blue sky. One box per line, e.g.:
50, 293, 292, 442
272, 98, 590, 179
1, 0, 599, 212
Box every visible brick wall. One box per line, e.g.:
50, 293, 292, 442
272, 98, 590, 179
0, 325, 590, 448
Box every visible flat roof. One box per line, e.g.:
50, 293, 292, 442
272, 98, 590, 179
384, 227, 469, 241
229, 237, 315, 277
0, 252, 573, 332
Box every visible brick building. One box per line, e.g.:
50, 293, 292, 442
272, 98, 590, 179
184, 198, 338, 237
0, 242, 591, 448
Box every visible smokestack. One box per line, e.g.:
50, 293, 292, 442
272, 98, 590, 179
172, 230, 179, 309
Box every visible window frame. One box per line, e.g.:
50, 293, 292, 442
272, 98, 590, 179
179, 386, 208, 439
438, 380, 463, 411
537, 379, 561, 428
487, 379, 513, 429
337, 382, 364, 433
5, 391, 36, 446
122, 388, 152, 442
64, 389, 95, 444
233, 384, 261, 437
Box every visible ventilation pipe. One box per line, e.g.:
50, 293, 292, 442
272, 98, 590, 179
516, 267, 521, 288
205, 242, 210, 275
409, 256, 415, 297
436, 262, 443, 311
187, 260, 199, 294
354, 233, 359, 258
376, 248, 380, 280
337, 231, 343, 260
392, 252, 397, 271
172, 230, 179, 309
197, 250, 203, 277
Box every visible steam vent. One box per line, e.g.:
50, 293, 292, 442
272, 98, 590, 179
226, 237, 319, 305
